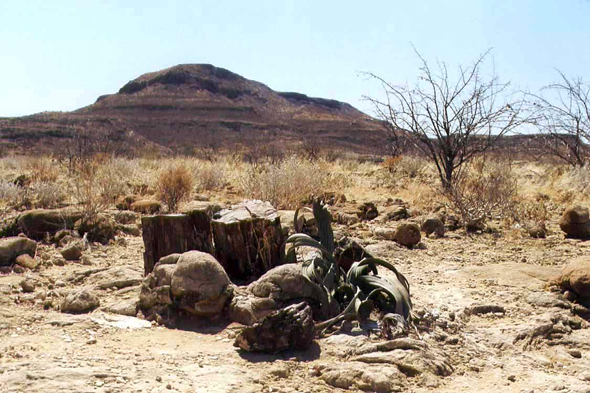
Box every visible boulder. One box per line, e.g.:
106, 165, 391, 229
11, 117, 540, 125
387, 206, 410, 221
372, 227, 396, 241
139, 251, 233, 323
228, 264, 335, 325
560, 205, 590, 238
557, 256, 590, 299
527, 222, 547, 239
171, 251, 233, 316
421, 216, 444, 237
77, 215, 117, 245
393, 223, 421, 247
61, 244, 83, 261
234, 302, 315, 353
130, 200, 162, 214
16, 209, 83, 240
357, 202, 379, 221
0, 236, 37, 266
15, 254, 39, 269
61, 289, 100, 313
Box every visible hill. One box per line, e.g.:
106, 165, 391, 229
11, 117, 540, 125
0, 64, 390, 156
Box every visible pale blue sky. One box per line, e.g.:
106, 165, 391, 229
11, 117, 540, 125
1, 0, 589, 117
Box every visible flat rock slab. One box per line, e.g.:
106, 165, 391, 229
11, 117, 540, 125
91, 312, 151, 329
447, 263, 561, 290
85, 266, 143, 289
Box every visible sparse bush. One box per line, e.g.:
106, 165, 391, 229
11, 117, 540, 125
445, 158, 519, 226
71, 160, 110, 223
240, 155, 329, 209
0, 181, 30, 209
194, 162, 226, 191
32, 182, 66, 208
95, 157, 133, 202
384, 155, 426, 178
27, 156, 59, 183
157, 165, 194, 212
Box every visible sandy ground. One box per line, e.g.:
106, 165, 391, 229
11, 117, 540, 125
2, 214, 590, 393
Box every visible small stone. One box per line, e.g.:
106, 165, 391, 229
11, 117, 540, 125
61, 244, 83, 261
81, 256, 93, 266
507, 375, 516, 382
568, 349, 582, 359
15, 254, 39, 269
20, 279, 35, 293
564, 290, 578, 301
13, 265, 26, 274
268, 365, 290, 378
156, 376, 162, 382
166, 383, 172, 389
86, 338, 97, 345
53, 257, 65, 266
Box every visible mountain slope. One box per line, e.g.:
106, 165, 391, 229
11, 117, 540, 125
0, 64, 389, 155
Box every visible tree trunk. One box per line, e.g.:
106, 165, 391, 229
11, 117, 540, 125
141, 210, 213, 275
212, 201, 284, 282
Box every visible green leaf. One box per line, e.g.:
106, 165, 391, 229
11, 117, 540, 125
313, 199, 334, 253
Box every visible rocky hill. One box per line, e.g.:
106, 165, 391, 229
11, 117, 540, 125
0, 64, 389, 155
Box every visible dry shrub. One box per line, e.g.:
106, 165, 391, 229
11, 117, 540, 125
194, 162, 226, 192
95, 157, 133, 202
27, 156, 59, 183
32, 182, 66, 208
157, 165, 194, 212
240, 155, 329, 209
385, 155, 427, 179
445, 158, 519, 225
0, 181, 30, 209
71, 160, 110, 222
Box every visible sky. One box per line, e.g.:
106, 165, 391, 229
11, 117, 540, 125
1, 0, 589, 117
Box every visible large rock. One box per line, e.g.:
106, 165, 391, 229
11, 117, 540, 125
557, 256, 590, 299
421, 216, 444, 237
229, 264, 335, 325
77, 215, 117, 245
16, 209, 83, 240
0, 236, 37, 266
393, 223, 421, 247
61, 243, 83, 261
61, 289, 100, 313
560, 205, 590, 239
234, 302, 315, 353
171, 251, 233, 316
139, 251, 233, 323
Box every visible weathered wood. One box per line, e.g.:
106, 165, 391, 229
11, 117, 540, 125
141, 211, 213, 275
212, 201, 284, 281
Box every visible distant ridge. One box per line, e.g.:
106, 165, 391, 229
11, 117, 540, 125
0, 64, 389, 155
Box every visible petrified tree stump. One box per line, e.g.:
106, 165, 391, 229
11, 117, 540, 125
142, 210, 213, 275
212, 201, 284, 281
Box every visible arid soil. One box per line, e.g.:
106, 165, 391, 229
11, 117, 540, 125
2, 209, 590, 393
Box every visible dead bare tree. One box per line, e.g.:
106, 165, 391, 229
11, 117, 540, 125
365, 49, 523, 188
527, 71, 590, 167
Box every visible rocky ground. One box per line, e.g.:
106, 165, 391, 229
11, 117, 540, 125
2, 206, 590, 393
